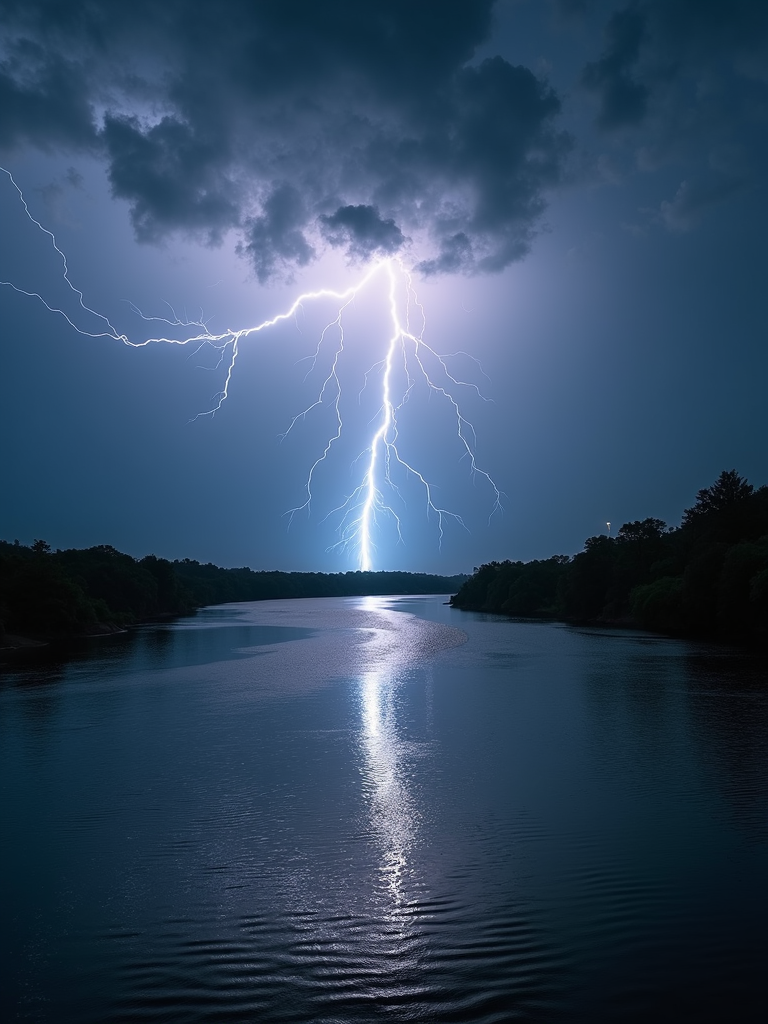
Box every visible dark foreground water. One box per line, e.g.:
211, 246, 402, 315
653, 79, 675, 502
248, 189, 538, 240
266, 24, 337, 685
1, 596, 766, 1023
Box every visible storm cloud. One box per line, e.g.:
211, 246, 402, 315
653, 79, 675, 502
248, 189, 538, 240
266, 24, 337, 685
581, 0, 768, 227
0, 0, 570, 277
320, 205, 405, 264
582, 7, 648, 130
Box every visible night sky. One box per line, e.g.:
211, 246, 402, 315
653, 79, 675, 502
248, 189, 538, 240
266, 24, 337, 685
1, 0, 766, 573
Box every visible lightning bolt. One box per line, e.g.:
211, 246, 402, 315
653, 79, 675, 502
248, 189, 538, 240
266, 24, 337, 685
1, 167, 501, 569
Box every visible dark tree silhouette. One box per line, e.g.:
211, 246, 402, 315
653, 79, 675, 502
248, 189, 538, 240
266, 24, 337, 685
682, 470, 754, 525
616, 518, 668, 543
451, 469, 768, 643
4, 468, 767, 646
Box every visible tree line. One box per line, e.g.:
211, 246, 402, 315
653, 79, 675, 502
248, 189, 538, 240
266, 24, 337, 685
451, 471, 768, 645
0, 541, 467, 644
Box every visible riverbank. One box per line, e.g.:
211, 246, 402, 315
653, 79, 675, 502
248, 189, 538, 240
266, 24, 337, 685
450, 471, 768, 647
0, 539, 468, 644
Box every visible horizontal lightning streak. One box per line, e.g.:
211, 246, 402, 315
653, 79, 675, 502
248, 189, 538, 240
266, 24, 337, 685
1, 166, 502, 569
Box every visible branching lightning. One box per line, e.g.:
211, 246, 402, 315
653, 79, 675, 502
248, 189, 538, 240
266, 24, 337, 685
1, 167, 501, 569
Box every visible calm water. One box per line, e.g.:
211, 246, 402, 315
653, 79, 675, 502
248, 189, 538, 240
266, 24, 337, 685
1, 596, 766, 1022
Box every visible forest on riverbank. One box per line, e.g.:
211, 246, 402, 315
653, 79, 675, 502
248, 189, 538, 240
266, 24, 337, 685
451, 471, 768, 645
4, 470, 766, 648
0, 541, 467, 646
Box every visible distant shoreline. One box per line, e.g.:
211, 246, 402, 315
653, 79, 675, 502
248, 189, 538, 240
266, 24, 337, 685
0, 542, 469, 648
449, 470, 768, 649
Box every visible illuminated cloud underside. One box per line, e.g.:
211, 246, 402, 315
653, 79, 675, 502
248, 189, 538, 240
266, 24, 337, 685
1, 167, 501, 570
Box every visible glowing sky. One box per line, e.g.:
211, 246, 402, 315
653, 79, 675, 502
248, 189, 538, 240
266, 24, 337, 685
1, 0, 767, 572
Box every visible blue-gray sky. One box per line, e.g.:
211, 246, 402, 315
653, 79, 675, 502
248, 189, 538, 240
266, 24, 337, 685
1, 0, 767, 572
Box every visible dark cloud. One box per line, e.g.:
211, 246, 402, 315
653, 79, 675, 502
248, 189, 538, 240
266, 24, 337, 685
582, 7, 648, 129
102, 114, 239, 243
320, 205, 404, 262
239, 184, 315, 283
583, 1, 768, 134
416, 233, 474, 276
0, 40, 96, 150
656, 174, 743, 232
581, 0, 768, 227
0, 0, 570, 278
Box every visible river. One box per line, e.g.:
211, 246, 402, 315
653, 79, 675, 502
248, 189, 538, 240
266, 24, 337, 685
1, 595, 766, 1022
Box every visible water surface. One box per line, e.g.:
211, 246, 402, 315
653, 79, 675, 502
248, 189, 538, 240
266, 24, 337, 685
1, 596, 766, 1022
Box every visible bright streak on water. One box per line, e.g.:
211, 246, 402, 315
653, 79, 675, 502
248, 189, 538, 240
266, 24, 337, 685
361, 668, 412, 892
1, 596, 767, 1022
